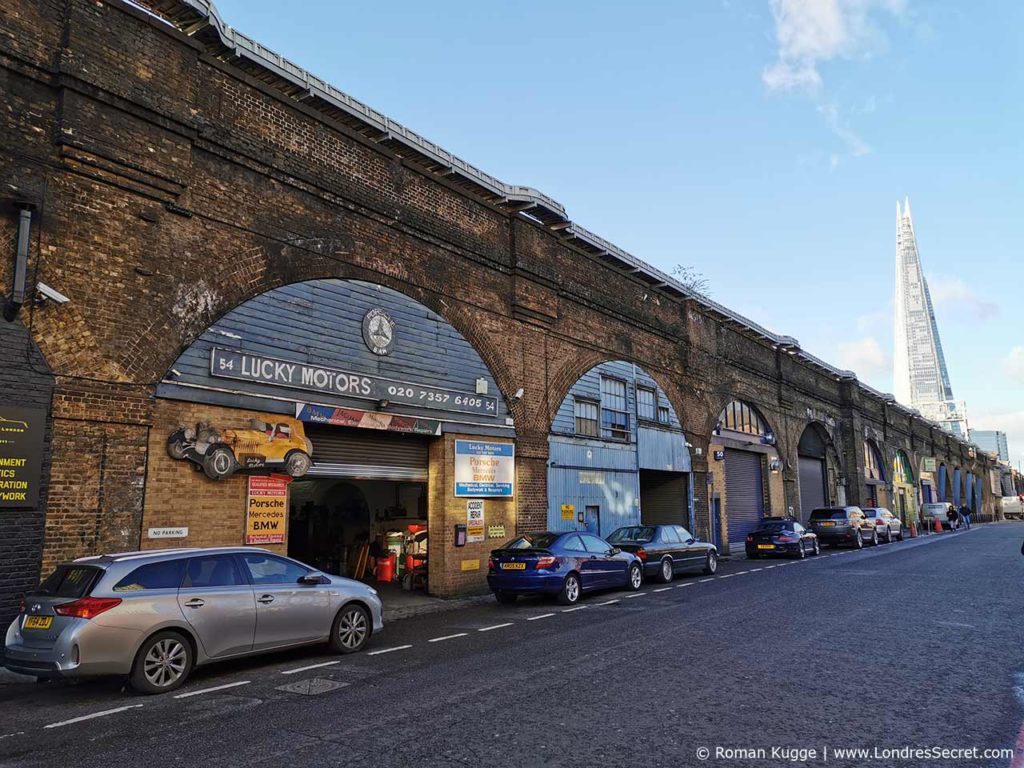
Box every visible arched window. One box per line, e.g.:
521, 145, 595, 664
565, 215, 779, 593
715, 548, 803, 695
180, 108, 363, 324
892, 451, 914, 484
717, 401, 770, 438
864, 440, 885, 481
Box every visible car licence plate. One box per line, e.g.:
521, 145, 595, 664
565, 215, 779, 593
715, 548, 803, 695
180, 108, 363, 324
819, 521, 835, 526
23, 616, 52, 631
757, 544, 775, 550
501, 562, 526, 570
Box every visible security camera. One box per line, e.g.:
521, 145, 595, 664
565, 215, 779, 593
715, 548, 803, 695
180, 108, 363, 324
36, 282, 70, 305
511, 387, 525, 401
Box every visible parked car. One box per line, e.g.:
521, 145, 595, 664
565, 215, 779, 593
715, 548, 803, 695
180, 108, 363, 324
3, 547, 382, 694
745, 518, 819, 558
1000, 496, 1023, 520
862, 507, 904, 542
487, 531, 643, 605
921, 502, 954, 530
807, 506, 876, 548
606, 524, 717, 582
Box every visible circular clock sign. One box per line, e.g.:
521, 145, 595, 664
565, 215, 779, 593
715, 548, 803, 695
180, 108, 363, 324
362, 308, 395, 356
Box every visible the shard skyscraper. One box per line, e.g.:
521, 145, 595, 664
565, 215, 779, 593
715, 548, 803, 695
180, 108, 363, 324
893, 199, 967, 435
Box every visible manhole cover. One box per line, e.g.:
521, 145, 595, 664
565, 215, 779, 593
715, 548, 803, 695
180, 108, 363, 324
276, 677, 350, 696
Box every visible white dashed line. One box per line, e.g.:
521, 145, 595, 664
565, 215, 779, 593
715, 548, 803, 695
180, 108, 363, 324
478, 623, 514, 632
763, 565, 776, 569
719, 574, 735, 578
734, 571, 749, 576
281, 660, 339, 675
623, 593, 646, 598
526, 613, 555, 621
561, 606, 588, 613
595, 599, 619, 606
174, 681, 251, 699
653, 587, 672, 592
676, 582, 694, 588
44, 704, 143, 729
428, 633, 468, 643
367, 645, 413, 656
698, 578, 715, 583
748, 568, 762, 573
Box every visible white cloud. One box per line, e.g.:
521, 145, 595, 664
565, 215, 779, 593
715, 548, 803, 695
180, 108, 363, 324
1004, 347, 1024, 385
837, 336, 888, 378
763, 0, 904, 158
928, 275, 1000, 321
763, 0, 906, 94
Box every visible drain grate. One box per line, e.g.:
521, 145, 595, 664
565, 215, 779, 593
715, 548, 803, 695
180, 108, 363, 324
276, 677, 351, 696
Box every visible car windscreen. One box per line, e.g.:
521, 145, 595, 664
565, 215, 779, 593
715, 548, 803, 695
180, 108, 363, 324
606, 526, 656, 544
501, 533, 559, 550
754, 521, 791, 533
810, 509, 849, 520
36, 565, 101, 598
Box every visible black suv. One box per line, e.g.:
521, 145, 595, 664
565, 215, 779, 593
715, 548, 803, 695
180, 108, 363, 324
807, 506, 876, 548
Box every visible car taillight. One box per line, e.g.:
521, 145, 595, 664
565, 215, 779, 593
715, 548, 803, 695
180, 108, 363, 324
745, 535, 753, 543
535, 556, 559, 570
18, 598, 25, 614
875, 519, 885, 525
635, 548, 648, 561
487, 557, 496, 572
53, 597, 121, 619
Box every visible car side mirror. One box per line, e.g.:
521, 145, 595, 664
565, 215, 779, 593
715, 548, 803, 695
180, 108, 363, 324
608, 547, 621, 556
689, 537, 698, 544
299, 573, 325, 585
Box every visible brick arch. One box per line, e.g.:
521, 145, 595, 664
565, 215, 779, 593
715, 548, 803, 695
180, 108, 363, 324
796, 420, 842, 467
122, 262, 518, 410
545, 351, 691, 439
703, 393, 779, 446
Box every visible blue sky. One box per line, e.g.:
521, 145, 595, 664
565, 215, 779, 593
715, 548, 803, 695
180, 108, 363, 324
211, 0, 1023, 467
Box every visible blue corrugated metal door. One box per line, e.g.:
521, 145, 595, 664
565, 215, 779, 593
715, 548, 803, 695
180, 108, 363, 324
937, 465, 947, 502
725, 449, 764, 544
966, 474, 975, 511
953, 468, 961, 506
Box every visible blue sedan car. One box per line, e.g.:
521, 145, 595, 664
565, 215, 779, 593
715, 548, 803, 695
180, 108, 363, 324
487, 531, 643, 605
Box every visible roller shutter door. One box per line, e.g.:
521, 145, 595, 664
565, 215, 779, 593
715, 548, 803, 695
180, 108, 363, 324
798, 457, 827, 520
306, 424, 429, 481
640, 472, 689, 526
725, 449, 764, 544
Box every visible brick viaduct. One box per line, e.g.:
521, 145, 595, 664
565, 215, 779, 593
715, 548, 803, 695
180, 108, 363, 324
0, 0, 998, 617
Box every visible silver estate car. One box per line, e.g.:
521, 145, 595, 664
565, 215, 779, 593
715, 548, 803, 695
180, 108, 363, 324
3, 547, 383, 694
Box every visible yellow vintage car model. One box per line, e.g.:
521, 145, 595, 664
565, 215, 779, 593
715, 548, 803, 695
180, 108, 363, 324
167, 417, 313, 480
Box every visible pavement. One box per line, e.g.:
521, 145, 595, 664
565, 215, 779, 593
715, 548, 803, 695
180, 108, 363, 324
0, 523, 1022, 768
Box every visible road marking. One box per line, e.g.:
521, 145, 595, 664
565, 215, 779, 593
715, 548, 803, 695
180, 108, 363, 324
676, 582, 694, 588
698, 578, 715, 582
719, 574, 735, 578
44, 704, 143, 729
734, 571, 749, 576
623, 593, 645, 598
561, 606, 588, 613
526, 613, 555, 621
748, 568, 762, 573
366, 645, 413, 656
478, 622, 514, 632
653, 587, 672, 592
595, 599, 619, 606
281, 660, 340, 675
174, 681, 251, 699
763, 565, 776, 569
428, 633, 468, 642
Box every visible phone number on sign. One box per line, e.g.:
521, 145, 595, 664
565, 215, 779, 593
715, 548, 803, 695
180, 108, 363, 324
386, 386, 493, 411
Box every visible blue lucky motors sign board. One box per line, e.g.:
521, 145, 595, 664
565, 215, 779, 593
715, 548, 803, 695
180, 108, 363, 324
454, 440, 514, 498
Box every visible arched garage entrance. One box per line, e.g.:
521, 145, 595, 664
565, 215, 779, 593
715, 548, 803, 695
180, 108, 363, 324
892, 450, 916, 526
547, 361, 691, 537
145, 278, 515, 598
863, 439, 888, 508
797, 422, 840, 521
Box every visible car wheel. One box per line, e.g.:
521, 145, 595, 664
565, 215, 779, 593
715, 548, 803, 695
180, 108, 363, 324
130, 631, 193, 695
658, 558, 674, 584
329, 604, 371, 654
494, 591, 517, 605
628, 564, 643, 591
202, 445, 236, 480
897, 527, 904, 541
284, 450, 312, 477
166, 431, 189, 460
870, 531, 879, 546
812, 539, 820, 556
854, 531, 863, 549
797, 542, 806, 559
703, 551, 718, 575
557, 573, 581, 605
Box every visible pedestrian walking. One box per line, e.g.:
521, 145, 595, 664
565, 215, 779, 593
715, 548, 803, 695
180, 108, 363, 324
946, 504, 958, 532
958, 503, 971, 530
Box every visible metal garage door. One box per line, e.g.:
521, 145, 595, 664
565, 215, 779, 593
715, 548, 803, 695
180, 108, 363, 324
640, 471, 689, 526
798, 456, 826, 520
306, 424, 429, 481
725, 449, 764, 544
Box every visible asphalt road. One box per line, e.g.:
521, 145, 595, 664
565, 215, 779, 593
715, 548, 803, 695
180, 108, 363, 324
1, 524, 1022, 768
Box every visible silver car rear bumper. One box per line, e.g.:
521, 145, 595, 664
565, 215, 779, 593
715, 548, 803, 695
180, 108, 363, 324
4, 618, 141, 678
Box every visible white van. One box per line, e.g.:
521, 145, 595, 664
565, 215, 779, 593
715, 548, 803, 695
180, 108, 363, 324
921, 502, 952, 529
1000, 496, 1022, 520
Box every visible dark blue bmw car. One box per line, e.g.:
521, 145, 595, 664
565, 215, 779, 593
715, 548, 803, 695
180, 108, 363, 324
487, 531, 643, 605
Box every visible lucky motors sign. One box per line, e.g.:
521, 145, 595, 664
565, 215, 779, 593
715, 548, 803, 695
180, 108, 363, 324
0, 405, 45, 509
454, 440, 514, 498
210, 347, 498, 417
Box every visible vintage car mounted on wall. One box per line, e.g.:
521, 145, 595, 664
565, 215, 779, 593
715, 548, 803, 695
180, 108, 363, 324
167, 417, 313, 480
